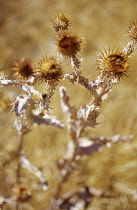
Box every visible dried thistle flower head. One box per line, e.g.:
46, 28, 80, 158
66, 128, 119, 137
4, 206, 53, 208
37, 56, 63, 82
56, 32, 85, 57
13, 58, 35, 80
97, 49, 130, 78
129, 21, 137, 41
52, 13, 71, 33
16, 186, 31, 202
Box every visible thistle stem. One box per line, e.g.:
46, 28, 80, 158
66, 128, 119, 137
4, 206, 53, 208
15, 134, 24, 210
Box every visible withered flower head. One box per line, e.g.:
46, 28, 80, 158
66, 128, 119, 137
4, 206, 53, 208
97, 49, 130, 78
13, 58, 35, 80
52, 13, 71, 33
37, 56, 63, 82
56, 32, 85, 57
16, 186, 31, 202
129, 21, 137, 41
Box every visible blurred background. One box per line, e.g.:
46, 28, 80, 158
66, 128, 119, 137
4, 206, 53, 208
1, 0, 137, 209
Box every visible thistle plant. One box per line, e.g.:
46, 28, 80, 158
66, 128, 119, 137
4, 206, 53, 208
0, 14, 137, 210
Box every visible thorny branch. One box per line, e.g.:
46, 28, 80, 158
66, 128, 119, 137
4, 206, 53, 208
49, 27, 137, 208
49, 85, 134, 209
64, 39, 137, 108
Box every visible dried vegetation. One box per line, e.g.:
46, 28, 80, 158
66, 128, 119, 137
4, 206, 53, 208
1, 1, 137, 210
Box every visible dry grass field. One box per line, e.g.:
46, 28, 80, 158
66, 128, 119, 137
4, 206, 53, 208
1, 0, 137, 209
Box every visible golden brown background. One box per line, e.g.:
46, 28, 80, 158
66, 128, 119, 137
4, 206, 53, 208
1, 0, 137, 209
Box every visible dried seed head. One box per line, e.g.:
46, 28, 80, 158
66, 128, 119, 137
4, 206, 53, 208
37, 56, 63, 82
56, 32, 85, 57
13, 58, 35, 80
16, 186, 31, 202
97, 49, 130, 78
52, 13, 71, 33
129, 21, 137, 41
